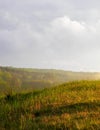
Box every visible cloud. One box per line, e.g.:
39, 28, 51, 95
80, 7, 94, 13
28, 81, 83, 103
0, 0, 100, 71
34, 15, 100, 71
0, 11, 18, 30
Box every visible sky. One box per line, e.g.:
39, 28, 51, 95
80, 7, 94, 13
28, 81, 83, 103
0, 0, 100, 71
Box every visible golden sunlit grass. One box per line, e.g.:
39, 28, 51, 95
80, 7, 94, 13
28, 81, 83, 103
0, 80, 100, 129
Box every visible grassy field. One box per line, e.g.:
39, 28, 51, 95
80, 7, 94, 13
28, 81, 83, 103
0, 80, 100, 130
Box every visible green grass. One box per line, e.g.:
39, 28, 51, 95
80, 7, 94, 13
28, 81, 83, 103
0, 80, 100, 130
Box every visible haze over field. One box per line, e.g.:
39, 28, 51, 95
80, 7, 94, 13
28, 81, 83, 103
0, 0, 100, 71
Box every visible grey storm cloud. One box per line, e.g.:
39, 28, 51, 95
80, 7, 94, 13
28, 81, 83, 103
0, 0, 100, 71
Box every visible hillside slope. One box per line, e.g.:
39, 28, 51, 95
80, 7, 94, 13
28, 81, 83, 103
0, 66, 100, 94
0, 80, 100, 130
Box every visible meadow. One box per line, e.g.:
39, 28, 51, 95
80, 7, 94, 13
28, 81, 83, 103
0, 80, 100, 130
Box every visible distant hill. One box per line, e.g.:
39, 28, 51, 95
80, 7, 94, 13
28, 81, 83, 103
0, 66, 100, 94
